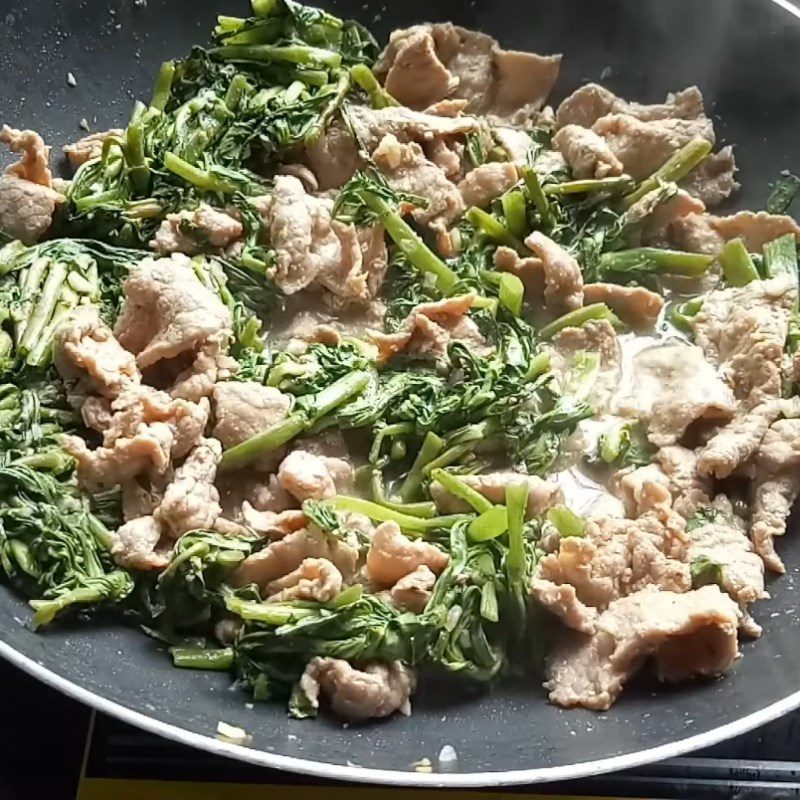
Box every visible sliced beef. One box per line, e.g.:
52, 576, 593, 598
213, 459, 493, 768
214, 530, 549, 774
390, 564, 436, 613
641, 189, 706, 247
61, 385, 208, 491
265, 557, 343, 603
0, 125, 63, 243
63, 128, 123, 168
231, 525, 359, 588
241, 506, 307, 540
430, 472, 563, 516
545, 585, 740, 710
591, 114, 714, 181
672, 211, 800, 255
114, 254, 232, 380
555, 84, 704, 129
692, 277, 796, 477
747, 417, 800, 573
300, 657, 415, 720
493, 245, 544, 298
370, 294, 489, 365
375, 23, 560, 124
110, 516, 169, 571
54, 306, 140, 399
372, 134, 464, 233
149, 205, 243, 255
523, 231, 584, 311
304, 119, 362, 191
366, 521, 449, 587
553, 125, 624, 179
614, 343, 736, 447
277, 449, 353, 502
679, 146, 739, 207
655, 446, 712, 519
582, 283, 663, 329
457, 162, 517, 208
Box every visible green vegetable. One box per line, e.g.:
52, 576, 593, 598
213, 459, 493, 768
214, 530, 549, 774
546, 505, 585, 538
766, 172, 800, 214
594, 421, 655, 468
349, 63, 397, 108
763, 234, 799, 281
171, 647, 235, 670
597, 248, 713, 280
720, 238, 760, 287
690, 555, 724, 590
539, 303, 620, 339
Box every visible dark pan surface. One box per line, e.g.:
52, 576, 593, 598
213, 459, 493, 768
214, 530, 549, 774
2, 0, 800, 785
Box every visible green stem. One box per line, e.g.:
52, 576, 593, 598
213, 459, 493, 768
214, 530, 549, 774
360, 191, 457, 292
19, 261, 67, 357
669, 297, 704, 333
15, 257, 48, 344
468, 505, 509, 542
171, 647, 235, 671
544, 176, 634, 196
150, 61, 175, 111
163, 152, 236, 193
304, 69, 350, 146
720, 238, 759, 287
126, 121, 150, 196
505, 482, 529, 590
466, 207, 526, 252
429, 468, 492, 513
598, 248, 713, 278
210, 44, 342, 69
546, 504, 585, 537
325, 496, 471, 538
350, 64, 398, 109
539, 303, 620, 340
763, 233, 799, 282
225, 74, 251, 111
623, 138, 712, 208
308, 370, 371, 424
225, 595, 316, 625
521, 166, 554, 229
421, 443, 475, 476
219, 413, 306, 471
501, 190, 528, 239
481, 270, 524, 316
398, 431, 444, 503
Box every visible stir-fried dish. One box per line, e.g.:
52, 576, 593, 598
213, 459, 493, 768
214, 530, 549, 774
1, 0, 800, 722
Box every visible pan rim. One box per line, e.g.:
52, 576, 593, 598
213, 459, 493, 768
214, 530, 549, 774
3, 0, 800, 787
3, 635, 800, 787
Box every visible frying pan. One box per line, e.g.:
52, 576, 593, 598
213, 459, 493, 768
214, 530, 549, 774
2, 0, 800, 787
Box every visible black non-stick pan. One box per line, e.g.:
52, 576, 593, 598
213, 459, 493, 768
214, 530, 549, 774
2, 0, 800, 786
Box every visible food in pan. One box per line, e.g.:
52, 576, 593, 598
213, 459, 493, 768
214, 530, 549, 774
1, 0, 799, 721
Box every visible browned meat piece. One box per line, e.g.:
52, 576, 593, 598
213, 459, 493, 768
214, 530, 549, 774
641, 189, 706, 247
688, 520, 765, 608
63, 128, 123, 168
672, 211, 800, 255
114, 254, 232, 372
592, 114, 714, 181
241, 506, 307, 540
424, 98, 470, 117
545, 585, 740, 710
457, 162, 517, 208
366, 521, 448, 587
153, 438, 224, 538
611, 464, 673, 518
261, 175, 371, 303
390, 565, 436, 613
110, 516, 169, 571
370, 294, 489, 365
537, 512, 690, 615
614, 343, 736, 446
530, 580, 599, 634
231, 526, 359, 588
379, 26, 458, 110
553, 125, 624, 179
692, 277, 796, 478
555, 84, 704, 129
277, 449, 353, 502
679, 146, 738, 207
275, 163, 319, 193
265, 557, 343, 603
549, 319, 621, 412
61, 386, 208, 490
346, 105, 478, 153
121, 478, 165, 522
583, 283, 663, 329
304, 119, 362, 190
430, 472, 563, 515
493, 245, 544, 298
149, 205, 243, 255
375, 23, 560, 124
655, 446, 712, 519
423, 137, 464, 181
744, 417, 800, 573
212, 381, 292, 468
169, 342, 238, 403
0, 125, 63, 243
300, 657, 415, 720
54, 306, 140, 399
524, 231, 584, 311
372, 134, 464, 233
492, 126, 536, 165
